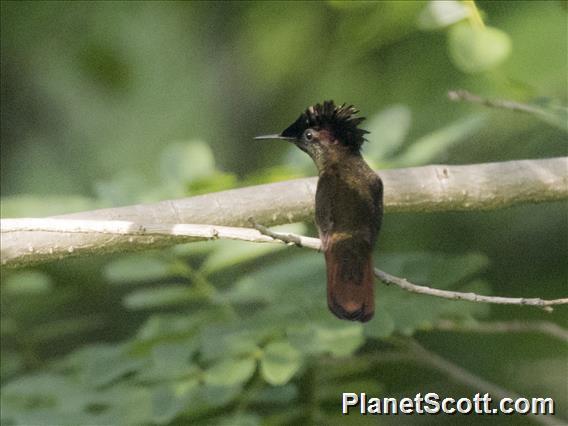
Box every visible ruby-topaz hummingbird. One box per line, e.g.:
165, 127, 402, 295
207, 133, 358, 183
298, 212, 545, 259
256, 101, 383, 322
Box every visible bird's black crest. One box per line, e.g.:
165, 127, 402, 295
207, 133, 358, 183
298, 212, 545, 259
281, 100, 369, 151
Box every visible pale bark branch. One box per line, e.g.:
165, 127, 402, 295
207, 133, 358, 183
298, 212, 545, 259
1, 158, 567, 269
0, 218, 322, 267
2, 218, 567, 311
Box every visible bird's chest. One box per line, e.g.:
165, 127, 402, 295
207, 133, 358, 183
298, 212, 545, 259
315, 172, 374, 235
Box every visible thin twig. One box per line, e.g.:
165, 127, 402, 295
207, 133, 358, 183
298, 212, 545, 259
248, 218, 304, 247
251, 223, 568, 313
448, 90, 547, 116
405, 339, 562, 426
374, 269, 567, 313
433, 320, 568, 343
406, 338, 517, 398
3, 218, 567, 313
0, 218, 321, 268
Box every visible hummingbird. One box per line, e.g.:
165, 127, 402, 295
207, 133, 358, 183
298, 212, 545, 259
256, 101, 383, 322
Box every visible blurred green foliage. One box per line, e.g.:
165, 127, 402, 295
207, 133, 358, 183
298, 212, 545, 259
1, 1, 567, 424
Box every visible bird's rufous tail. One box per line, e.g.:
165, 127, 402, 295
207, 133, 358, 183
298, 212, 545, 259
324, 243, 374, 322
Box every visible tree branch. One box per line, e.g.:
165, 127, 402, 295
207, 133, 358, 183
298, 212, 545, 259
1, 158, 567, 269
0, 219, 322, 268
448, 90, 549, 116
374, 269, 567, 313
4, 218, 566, 312
253, 225, 567, 312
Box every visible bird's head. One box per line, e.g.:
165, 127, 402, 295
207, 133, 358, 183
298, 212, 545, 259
255, 100, 369, 171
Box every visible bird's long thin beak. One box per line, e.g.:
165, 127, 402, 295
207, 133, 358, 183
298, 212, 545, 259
254, 134, 294, 141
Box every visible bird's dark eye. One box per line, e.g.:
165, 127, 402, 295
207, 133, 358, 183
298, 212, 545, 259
304, 130, 314, 141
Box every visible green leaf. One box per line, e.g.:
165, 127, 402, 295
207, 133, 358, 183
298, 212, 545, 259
394, 114, 485, 166
376, 252, 491, 335
159, 140, 216, 185
140, 341, 198, 381
204, 358, 257, 386
378, 252, 489, 289
201, 224, 306, 275
186, 171, 238, 195
172, 240, 218, 257
151, 382, 196, 425
438, 279, 492, 319
364, 309, 395, 339
1, 374, 102, 425
134, 313, 211, 344
363, 104, 412, 163
430, 253, 489, 288
248, 384, 298, 404
287, 321, 364, 357
191, 384, 243, 410
1, 351, 23, 379
151, 385, 181, 425
1, 374, 155, 424
243, 165, 305, 185
318, 379, 384, 405
527, 98, 568, 132
93, 171, 148, 206
30, 316, 106, 343
73, 344, 146, 387
1, 317, 18, 336
201, 241, 282, 275
123, 285, 204, 310
224, 252, 324, 305
104, 255, 174, 284
326, 0, 378, 10
417, 0, 469, 31
448, 23, 512, 73
199, 326, 262, 362
213, 413, 261, 426
3, 270, 52, 295
85, 383, 154, 425
260, 341, 302, 385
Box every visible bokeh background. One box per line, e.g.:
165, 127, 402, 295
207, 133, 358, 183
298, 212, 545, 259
1, 1, 566, 425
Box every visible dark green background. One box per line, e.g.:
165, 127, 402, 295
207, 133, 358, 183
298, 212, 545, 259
1, 1, 566, 424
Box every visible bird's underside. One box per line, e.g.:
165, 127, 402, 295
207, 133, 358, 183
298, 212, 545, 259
316, 170, 382, 323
